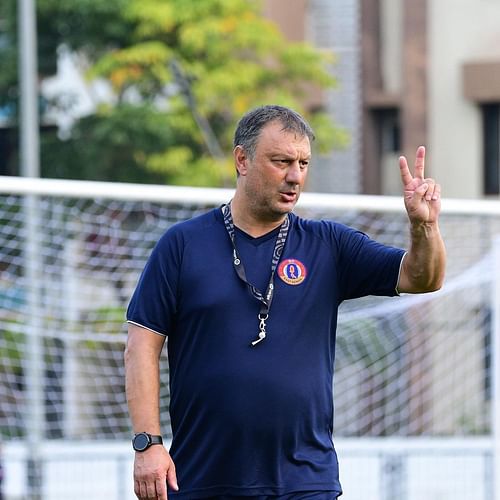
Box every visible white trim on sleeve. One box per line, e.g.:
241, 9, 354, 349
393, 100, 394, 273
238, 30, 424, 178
394, 251, 407, 296
126, 320, 167, 337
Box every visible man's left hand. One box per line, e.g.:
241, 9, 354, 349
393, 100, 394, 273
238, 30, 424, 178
399, 146, 441, 225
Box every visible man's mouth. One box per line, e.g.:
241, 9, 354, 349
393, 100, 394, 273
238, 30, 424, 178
280, 192, 298, 203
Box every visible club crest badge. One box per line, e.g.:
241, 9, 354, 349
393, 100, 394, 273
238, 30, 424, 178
278, 259, 307, 285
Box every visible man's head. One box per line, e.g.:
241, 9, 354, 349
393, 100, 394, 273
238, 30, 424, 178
231, 105, 314, 225
233, 105, 315, 161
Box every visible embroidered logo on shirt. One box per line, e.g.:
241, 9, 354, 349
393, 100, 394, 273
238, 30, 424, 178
278, 259, 307, 285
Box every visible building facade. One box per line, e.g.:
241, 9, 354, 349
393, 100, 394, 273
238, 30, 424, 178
267, 0, 500, 199
3, 1, 500, 198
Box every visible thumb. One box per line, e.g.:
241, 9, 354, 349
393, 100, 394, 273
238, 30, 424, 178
167, 461, 179, 492
415, 182, 429, 197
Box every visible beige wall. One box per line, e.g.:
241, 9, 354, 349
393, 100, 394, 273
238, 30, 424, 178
262, 0, 307, 42
380, 0, 403, 94
264, 0, 500, 199
428, 0, 500, 198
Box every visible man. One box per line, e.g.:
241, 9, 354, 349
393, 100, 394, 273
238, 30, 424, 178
125, 105, 446, 499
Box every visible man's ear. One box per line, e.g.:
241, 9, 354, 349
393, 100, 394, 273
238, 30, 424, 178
233, 145, 248, 176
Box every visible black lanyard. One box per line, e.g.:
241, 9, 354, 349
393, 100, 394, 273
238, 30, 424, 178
221, 203, 290, 346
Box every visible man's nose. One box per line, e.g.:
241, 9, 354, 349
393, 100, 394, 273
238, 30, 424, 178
286, 161, 302, 184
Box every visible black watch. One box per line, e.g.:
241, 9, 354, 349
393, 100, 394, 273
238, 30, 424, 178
132, 432, 163, 452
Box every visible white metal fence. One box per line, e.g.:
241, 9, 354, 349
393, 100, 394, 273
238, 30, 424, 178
0, 176, 499, 499
2, 437, 494, 499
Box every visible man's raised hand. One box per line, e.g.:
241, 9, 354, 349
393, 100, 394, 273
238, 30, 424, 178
399, 146, 441, 225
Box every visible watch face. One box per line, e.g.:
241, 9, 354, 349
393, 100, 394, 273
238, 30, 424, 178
133, 433, 150, 451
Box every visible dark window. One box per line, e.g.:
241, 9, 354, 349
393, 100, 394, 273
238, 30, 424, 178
482, 103, 500, 195
376, 108, 401, 154
0, 125, 18, 176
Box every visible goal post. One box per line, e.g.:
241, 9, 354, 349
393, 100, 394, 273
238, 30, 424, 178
0, 175, 499, 498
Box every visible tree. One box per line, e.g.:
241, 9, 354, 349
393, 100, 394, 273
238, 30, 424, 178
1, 0, 347, 186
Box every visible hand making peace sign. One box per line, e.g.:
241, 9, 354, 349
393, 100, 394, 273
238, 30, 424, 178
399, 146, 441, 225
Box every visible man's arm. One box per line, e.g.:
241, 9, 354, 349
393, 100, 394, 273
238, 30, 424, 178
124, 323, 179, 499
396, 146, 446, 293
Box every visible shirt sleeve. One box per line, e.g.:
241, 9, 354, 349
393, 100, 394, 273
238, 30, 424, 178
334, 223, 406, 301
126, 227, 182, 336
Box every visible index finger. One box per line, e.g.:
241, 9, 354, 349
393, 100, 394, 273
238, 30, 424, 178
413, 145, 426, 180
399, 155, 414, 186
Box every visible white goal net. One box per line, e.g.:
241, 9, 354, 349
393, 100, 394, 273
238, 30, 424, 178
1, 176, 499, 499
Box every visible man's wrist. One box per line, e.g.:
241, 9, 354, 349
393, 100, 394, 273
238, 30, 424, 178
409, 220, 440, 236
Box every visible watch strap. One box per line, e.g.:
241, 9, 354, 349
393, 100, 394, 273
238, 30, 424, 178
149, 434, 163, 445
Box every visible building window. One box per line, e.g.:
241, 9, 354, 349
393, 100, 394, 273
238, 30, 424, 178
378, 108, 401, 154
376, 108, 401, 195
482, 103, 500, 195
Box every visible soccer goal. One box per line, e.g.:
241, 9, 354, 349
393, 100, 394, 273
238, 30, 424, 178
0, 175, 499, 499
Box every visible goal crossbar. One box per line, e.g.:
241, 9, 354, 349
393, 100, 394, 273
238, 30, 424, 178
2, 175, 500, 215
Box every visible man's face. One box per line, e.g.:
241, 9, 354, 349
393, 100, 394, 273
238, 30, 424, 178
235, 121, 311, 222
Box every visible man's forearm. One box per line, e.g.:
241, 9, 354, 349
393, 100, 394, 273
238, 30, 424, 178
124, 327, 164, 434
400, 221, 446, 293
125, 326, 178, 497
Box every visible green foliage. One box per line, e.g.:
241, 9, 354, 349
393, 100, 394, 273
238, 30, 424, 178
0, 320, 25, 438
81, 306, 127, 350
2, 0, 346, 186
41, 103, 175, 183
36, 0, 133, 67
0, 327, 24, 377
0, 0, 18, 109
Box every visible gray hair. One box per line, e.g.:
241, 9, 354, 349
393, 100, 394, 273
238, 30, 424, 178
233, 105, 315, 159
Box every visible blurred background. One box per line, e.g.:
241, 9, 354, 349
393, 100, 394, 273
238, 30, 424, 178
1, 0, 500, 498
2, 0, 500, 197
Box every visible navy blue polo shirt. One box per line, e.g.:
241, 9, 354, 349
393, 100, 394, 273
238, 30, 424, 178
127, 208, 405, 499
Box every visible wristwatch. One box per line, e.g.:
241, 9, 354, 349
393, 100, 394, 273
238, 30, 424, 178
132, 432, 163, 452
